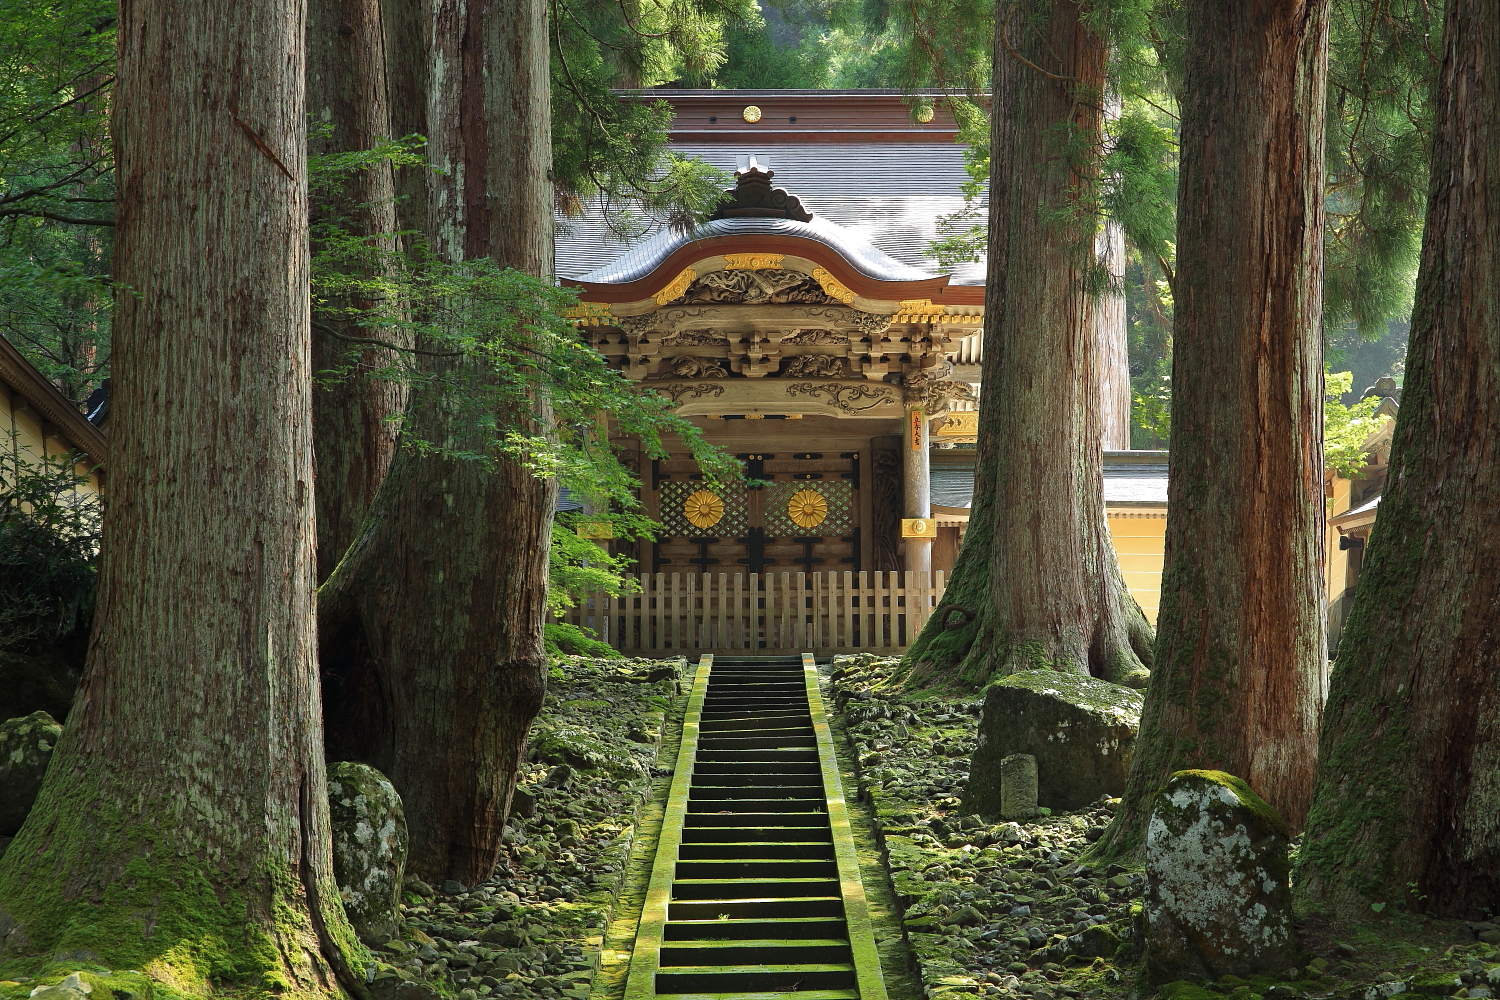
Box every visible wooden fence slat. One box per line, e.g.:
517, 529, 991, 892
594, 570, 947, 655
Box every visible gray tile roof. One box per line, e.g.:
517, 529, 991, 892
926, 456, 1169, 511
556, 142, 988, 284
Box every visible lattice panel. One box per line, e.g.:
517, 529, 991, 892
763, 480, 854, 536
658, 481, 749, 538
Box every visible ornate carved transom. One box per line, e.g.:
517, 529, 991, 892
675, 268, 834, 306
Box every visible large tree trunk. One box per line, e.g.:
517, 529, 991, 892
903, 0, 1152, 691
307, 0, 409, 584
319, 0, 556, 886
1095, 0, 1329, 855
1295, 0, 1500, 919
0, 0, 362, 990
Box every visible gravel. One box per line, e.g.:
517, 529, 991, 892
367, 655, 687, 1000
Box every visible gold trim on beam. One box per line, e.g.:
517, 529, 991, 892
893, 298, 984, 324
652, 267, 697, 305
933, 411, 978, 438
565, 301, 616, 326
723, 253, 785, 270
811, 266, 856, 305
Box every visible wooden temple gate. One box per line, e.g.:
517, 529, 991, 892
560, 570, 947, 655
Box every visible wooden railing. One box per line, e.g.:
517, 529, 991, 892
560, 571, 947, 654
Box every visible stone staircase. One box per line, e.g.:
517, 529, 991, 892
625, 654, 886, 1000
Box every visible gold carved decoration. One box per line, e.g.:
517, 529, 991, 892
901, 518, 938, 538
915, 105, 936, 124
565, 302, 615, 326
933, 411, 979, 438
742, 105, 763, 123
683, 489, 725, 529
811, 267, 855, 305
723, 253, 785, 270
652, 267, 697, 305
892, 298, 983, 325
786, 489, 829, 529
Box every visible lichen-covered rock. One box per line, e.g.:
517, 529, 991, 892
1143, 769, 1296, 984
963, 670, 1142, 814
0, 711, 62, 836
328, 761, 408, 942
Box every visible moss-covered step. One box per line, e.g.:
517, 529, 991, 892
620, 653, 891, 1000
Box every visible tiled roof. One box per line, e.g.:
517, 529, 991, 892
556, 141, 988, 284
927, 454, 1169, 511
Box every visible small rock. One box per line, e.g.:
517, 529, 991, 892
442, 880, 467, 896
29, 974, 91, 1000
1010, 905, 1032, 918
406, 877, 436, 899
946, 906, 988, 927
328, 761, 408, 942
0, 711, 62, 836
1142, 770, 1296, 984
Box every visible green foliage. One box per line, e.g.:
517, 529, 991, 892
548, 512, 658, 615
543, 621, 623, 659
0, 0, 115, 402
551, 1, 751, 232
0, 443, 100, 654
1324, 370, 1387, 479
1323, 0, 1440, 337
1131, 359, 1171, 448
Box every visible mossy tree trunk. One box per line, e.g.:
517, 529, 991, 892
0, 0, 365, 989
902, 0, 1152, 692
319, 0, 557, 887
307, 0, 410, 585
1095, 0, 1329, 855
1295, 0, 1500, 918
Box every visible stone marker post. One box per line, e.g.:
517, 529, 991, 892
999, 753, 1038, 820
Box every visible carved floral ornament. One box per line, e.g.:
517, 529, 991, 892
784, 381, 898, 413
723, 253, 785, 270
786, 489, 829, 529
683, 489, 725, 529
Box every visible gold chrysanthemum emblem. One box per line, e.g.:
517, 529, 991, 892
683, 490, 725, 530
787, 489, 828, 529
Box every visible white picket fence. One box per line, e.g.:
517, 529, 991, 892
561, 571, 948, 654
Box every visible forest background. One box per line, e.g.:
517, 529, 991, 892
0, 0, 1477, 991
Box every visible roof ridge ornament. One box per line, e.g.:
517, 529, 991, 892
710, 156, 814, 222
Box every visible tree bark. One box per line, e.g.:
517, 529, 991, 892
1095, 0, 1329, 855
319, 0, 557, 886
903, 0, 1152, 691
1296, 0, 1500, 918
0, 0, 363, 989
307, 0, 409, 584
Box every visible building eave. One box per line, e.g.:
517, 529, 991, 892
0, 335, 107, 469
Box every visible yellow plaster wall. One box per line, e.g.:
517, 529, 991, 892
0, 383, 101, 496
1107, 513, 1166, 625
1326, 476, 1352, 602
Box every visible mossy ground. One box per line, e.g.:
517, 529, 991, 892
825, 655, 1496, 1000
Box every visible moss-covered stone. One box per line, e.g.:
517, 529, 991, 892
964, 671, 1143, 815
328, 761, 408, 942
1144, 770, 1296, 984
530, 723, 645, 777
0, 712, 61, 837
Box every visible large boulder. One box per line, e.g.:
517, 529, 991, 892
0, 711, 62, 836
1143, 770, 1297, 984
963, 670, 1142, 815
328, 761, 408, 942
